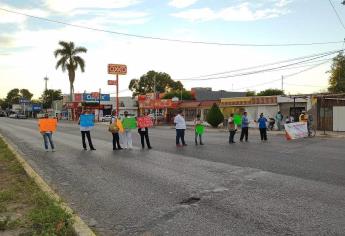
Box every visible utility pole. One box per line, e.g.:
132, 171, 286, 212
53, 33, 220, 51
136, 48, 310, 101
281, 75, 284, 91
98, 88, 101, 122
44, 76, 49, 91
153, 75, 157, 125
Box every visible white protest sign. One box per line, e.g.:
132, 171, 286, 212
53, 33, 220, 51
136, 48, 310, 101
284, 122, 308, 140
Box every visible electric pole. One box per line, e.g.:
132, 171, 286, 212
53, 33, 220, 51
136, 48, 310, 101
44, 76, 49, 91
281, 75, 284, 91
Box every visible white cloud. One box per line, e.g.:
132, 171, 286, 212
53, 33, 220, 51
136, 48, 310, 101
0, 3, 49, 24
168, 0, 199, 8
275, 0, 293, 8
172, 2, 289, 22
45, 0, 140, 13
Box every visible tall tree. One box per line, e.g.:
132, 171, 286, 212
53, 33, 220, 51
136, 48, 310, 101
5, 88, 21, 105
40, 89, 63, 109
257, 89, 285, 96
0, 99, 6, 110
129, 70, 184, 97
19, 89, 33, 100
328, 52, 345, 93
54, 41, 87, 101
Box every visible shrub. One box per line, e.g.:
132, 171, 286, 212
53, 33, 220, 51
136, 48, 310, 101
206, 103, 224, 128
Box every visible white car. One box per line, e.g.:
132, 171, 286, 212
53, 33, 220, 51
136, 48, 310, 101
9, 113, 17, 118
101, 115, 112, 122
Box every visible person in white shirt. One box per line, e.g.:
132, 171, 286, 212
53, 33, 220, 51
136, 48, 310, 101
121, 111, 133, 149
174, 110, 187, 147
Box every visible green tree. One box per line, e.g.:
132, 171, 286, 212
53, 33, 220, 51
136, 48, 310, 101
206, 103, 224, 128
245, 90, 256, 96
257, 88, 285, 96
129, 70, 184, 97
40, 89, 63, 109
0, 98, 6, 110
54, 41, 87, 101
19, 89, 33, 100
162, 90, 193, 100
328, 52, 345, 93
5, 88, 21, 105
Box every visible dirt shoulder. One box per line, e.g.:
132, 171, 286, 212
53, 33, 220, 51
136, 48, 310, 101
0, 137, 75, 236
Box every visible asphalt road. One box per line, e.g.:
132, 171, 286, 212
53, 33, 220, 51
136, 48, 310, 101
1, 118, 345, 235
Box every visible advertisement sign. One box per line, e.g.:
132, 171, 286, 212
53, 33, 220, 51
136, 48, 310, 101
108, 80, 117, 85
108, 64, 127, 75
137, 116, 153, 128
19, 98, 30, 104
284, 122, 308, 140
80, 114, 95, 127
83, 93, 110, 102
32, 104, 42, 111
39, 118, 57, 132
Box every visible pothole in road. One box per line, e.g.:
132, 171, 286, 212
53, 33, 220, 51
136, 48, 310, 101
180, 197, 201, 205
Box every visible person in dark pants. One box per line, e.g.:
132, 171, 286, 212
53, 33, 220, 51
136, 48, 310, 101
79, 110, 96, 151
257, 113, 268, 141
138, 127, 152, 149
174, 110, 187, 147
228, 113, 237, 143
240, 111, 249, 142
109, 111, 122, 150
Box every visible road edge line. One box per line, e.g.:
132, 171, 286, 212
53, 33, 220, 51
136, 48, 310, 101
0, 133, 96, 236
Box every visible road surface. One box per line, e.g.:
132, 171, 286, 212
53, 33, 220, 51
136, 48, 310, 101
0, 118, 345, 235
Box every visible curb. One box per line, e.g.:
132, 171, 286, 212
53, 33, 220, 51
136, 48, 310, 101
0, 133, 96, 236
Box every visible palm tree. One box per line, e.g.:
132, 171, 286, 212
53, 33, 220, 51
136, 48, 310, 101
54, 41, 87, 101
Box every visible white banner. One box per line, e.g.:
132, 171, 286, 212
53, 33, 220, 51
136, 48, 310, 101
284, 122, 308, 140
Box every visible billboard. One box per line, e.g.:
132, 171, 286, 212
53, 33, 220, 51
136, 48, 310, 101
83, 93, 110, 102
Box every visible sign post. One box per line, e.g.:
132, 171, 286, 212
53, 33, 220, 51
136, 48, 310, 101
108, 64, 127, 116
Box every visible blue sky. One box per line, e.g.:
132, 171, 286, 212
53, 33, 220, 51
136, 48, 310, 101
1, 0, 345, 98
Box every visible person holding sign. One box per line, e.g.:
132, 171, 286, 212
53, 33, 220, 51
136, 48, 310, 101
121, 111, 136, 149
38, 113, 56, 152
109, 110, 122, 150
137, 113, 152, 149
174, 110, 187, 147
194, 114, 204, 145
228, 113, 237, 144
79, 110, 96, 151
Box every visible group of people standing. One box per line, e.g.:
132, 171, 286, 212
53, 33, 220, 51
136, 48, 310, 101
39, 108, 306, 152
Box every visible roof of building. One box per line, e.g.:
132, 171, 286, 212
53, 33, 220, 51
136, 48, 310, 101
194, 89, 246, 101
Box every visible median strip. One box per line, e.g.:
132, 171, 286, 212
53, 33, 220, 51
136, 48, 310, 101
0, 135, 96, 236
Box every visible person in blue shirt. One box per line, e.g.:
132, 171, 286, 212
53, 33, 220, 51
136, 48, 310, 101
240, 111, 249, 142
258, 113, 268, 141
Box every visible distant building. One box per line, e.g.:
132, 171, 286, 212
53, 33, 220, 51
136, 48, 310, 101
191, 87, 246, 101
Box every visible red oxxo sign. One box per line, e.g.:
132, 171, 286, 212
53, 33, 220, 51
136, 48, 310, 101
108, 64, 127, 75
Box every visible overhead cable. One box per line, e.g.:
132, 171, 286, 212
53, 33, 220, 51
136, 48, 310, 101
0, 7, 344, 47
328, 0, 345, 31
180, 50, 340, 81
179, 50, 338, 80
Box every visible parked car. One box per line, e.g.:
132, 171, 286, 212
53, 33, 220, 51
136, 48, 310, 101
9, 113, 17, 118
17, 113, 27, 119
101, 115, 112, 122
0, 111, 6, 117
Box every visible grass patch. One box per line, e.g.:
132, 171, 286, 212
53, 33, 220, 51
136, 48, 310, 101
0, 137, 76, 235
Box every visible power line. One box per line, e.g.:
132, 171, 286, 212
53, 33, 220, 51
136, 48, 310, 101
0, 7, 344, 47
179, 50, 337, 80
180, 50, 340, 81
234, 60, 330, 91
328, 0, 345, 31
